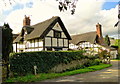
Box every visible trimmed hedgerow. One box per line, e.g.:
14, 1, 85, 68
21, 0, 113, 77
9, 50, 100, 76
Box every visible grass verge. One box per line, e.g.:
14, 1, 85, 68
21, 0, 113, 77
111, 59, 120, 60
5, 63, 112, 82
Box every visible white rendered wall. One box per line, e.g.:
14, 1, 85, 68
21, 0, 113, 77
69, 43, 78, 50
110, 50, 117, 59
13, 44, 16, 52
53, 22, 62, 31
45, 37, 51, 46
59, 39, 63, 47
47, 30, 53, 37
52, 38, 57, 46
64, 39, 68, 47
62, 32, 66, 38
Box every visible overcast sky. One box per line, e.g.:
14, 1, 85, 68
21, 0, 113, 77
0, 0, 119, 38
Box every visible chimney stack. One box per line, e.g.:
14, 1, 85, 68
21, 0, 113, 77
23, 15, 31, 26
96, 23, 102, 38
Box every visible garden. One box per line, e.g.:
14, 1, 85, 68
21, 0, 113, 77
4, 50, 112, 82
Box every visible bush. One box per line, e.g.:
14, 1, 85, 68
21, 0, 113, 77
9, 50, 101, 76
9, 51, 85, 76
83, 59, 101, 67
117, 48, 120, 59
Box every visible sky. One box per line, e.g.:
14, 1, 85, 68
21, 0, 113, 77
0, 0, 119, 39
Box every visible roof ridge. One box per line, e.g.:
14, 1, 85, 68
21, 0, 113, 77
32, 16, 59, 27
72, 31, 96, 36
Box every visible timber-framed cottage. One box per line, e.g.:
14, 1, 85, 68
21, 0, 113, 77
13, 16, 71, 52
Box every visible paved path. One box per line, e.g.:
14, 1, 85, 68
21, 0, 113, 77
42, 60, 120, 82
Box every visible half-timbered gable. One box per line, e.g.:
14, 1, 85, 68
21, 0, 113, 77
13, 16, 71, 52
43, 20, 70, 51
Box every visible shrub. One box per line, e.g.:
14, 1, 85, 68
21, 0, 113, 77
9, 50, 101, 76
83, 59, 101, 67
9, 50, 84, 76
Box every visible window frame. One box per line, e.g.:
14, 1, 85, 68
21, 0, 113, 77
54, 30, 61, 38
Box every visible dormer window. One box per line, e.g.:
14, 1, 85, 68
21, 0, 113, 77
54, 30, 61, 38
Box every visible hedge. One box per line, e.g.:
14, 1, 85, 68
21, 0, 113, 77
9, 50, 100, 76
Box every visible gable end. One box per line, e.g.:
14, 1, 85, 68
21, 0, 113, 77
41, 17, 71, 40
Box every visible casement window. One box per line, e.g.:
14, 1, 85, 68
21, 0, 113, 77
54, 30, 61, 38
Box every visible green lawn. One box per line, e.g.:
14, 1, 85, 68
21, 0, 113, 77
5, 63, 112, 82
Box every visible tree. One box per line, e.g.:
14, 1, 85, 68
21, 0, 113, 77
114, 39, 120, 48
57, 0, 78, 15
2, 0, 78, 15
98, 50, 111, 64
114, 1, 120, 27
114, 39, 120, 59
2, 23, 13, 79
105, 35, 110, 46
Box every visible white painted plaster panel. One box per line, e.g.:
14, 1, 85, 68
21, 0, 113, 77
19, 44, 25, 48
53, 22, 62, 31
64, 39, 68, 47
62, 32, 66, 38
59, 39, 63, 47
35, 39, 38, 47
39, 48, 43, 51
52, 38, 57, 46
13, 44, 16, 52
39, 41, 43, 47
47, 30, 53, 37
45, 37, 51, 46
69, 43, 78, 49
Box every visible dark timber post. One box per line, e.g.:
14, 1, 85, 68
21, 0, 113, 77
16, 42, 17, 52
43, 38, 45, 51
68, 39, 69, 50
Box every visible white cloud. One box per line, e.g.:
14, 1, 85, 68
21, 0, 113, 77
3, 0, 118, 39
99, 6, 118, 36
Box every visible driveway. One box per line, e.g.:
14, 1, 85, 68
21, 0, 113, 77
42, 60, 120, 82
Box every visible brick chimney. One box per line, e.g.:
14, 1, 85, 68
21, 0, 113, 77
96, 23, 102, 38
96, 23, 104, 45
23, 15, 31, 26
